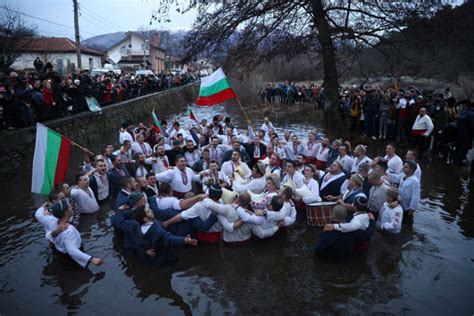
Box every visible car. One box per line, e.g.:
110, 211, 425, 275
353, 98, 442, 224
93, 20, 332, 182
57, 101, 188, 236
135, 69, 154, 76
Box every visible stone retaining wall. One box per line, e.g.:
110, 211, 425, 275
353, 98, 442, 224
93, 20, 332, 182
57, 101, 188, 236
0, 83, 198, 177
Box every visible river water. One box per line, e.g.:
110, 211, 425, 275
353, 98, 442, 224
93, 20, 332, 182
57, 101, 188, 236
0, 103, 473, 314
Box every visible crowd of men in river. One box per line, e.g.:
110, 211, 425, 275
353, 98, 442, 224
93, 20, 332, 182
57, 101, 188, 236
33, 110, 441, 268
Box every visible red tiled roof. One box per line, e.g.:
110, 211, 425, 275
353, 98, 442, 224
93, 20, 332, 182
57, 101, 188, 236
12, 37, 104, 56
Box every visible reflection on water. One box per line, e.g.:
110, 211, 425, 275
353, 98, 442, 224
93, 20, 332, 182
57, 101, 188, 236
0, 103, 473, 314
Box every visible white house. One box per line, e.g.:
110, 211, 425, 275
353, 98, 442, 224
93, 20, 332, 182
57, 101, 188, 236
11, 37, 104, 74
105, 31, 165, 73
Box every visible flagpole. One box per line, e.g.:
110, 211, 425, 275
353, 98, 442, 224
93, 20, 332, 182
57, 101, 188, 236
235, 97, 252, 124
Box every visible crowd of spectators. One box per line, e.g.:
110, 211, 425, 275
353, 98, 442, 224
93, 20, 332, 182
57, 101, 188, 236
262, 82, 473, 165
0, 59, 197, 130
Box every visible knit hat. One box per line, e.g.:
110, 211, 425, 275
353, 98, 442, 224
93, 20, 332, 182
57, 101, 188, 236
355, 144, 367, 153
358, 162, 370, 173
351, 173, 364, 187
209, 184, 223, 200
266, 173, 280, 188
255, 163, 266, 176
51, 199, 69, 218
354, 196, 368, 212
386, 185, 399, 200
128, 192, 145, 205
334, 139, 342, 146
406, 160, 417, 171
334, 159, 344, 170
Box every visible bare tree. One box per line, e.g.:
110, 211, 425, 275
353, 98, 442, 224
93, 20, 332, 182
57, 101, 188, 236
152, 0, 441, 133
0, 5, 36, 75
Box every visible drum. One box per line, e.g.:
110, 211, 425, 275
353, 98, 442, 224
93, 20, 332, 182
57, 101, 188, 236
306, 202, 337, 226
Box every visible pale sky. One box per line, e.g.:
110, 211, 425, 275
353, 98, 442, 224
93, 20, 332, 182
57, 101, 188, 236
7, 0, 197, 39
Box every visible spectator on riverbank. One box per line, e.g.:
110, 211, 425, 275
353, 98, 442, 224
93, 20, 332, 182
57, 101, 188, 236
0, 61, 197, 130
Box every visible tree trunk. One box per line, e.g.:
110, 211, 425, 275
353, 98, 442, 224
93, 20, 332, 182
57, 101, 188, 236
311, 0, 344, 136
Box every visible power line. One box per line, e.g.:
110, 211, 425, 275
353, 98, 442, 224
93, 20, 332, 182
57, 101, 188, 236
0, 6, 73, 29
80, 14, 116, 35
79, 4, 123, 31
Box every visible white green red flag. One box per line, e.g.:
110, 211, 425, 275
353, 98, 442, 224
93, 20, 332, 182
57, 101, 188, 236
31, 123, 71, 195
187, 105, 199, 123
195, 67, 237, 106
151, 108, 162, 133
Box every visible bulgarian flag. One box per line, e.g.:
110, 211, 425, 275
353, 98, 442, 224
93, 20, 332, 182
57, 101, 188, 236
195, 67, 237, 106
151, 108, 162, 133
187, 105, 199, 123
31, 123, 71, 195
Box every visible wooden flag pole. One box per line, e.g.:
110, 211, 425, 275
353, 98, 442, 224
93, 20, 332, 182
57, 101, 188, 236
236, 97, 252, 123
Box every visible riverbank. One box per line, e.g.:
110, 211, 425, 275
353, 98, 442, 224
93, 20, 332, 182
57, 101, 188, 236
0, 82, 198, 177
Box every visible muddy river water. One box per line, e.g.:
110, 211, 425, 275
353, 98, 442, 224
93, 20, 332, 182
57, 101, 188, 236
0, 103, 473, 314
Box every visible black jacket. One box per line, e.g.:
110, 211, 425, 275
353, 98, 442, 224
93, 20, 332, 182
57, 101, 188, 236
315, 219, 376, 261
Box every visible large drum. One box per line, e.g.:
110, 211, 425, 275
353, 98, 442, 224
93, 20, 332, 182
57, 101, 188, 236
306, 202, 337, 226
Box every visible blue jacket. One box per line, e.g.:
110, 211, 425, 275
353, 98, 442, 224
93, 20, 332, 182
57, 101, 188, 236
108, 168, 131, 194
315, 219, 376, 261
112, 210, 185, 267
115, 190, 131, 209
89, 174, 112, 202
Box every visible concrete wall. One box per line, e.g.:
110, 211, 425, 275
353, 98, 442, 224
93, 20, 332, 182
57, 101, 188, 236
0, 83, 198, 178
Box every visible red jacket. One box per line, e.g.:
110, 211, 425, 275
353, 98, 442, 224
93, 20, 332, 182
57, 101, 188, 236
41, 87, 55, 109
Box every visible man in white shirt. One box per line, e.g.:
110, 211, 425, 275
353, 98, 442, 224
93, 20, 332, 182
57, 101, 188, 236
47, 199, 103, 268
411, 107, 434, 157
337, 144, 354, 174
133, 153, 149, 178
384, 143, 403, 185
232, 163, 267, 194
131, 134, 153, 158
315, 137, 330, 170
183, 139, 202, 167
119, 122, 134, 144
285, 135, 304, 162
221, 150, 251, 179
201, 160, 231, 193
271, 137, 287, 160
295, 154, 306, 174
302, 132, 321, 165
70, 171, 100, 214
88, 159, 111, 205
146, 145, 170, 174
207, 136, 226, 162
156, 155, 203, 198
260, 117, 275, 135
351, 144, 372, 174
282, 160, 305, 188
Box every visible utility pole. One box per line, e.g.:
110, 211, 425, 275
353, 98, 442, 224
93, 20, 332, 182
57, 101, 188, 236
73, 0, 82, 70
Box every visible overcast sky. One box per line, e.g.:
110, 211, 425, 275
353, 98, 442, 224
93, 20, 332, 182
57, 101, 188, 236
9, 0, 197, 39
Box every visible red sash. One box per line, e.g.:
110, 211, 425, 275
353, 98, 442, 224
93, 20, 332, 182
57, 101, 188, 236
411, 129, 427, 136
196, 231, 221, 244
316, 160, 326, 170
172, 191, 187, 199
305, 157, 317, 165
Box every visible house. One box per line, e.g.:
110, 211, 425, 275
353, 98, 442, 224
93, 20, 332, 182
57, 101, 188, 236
170, 56, 189, 74
10, 37, 104, 74
105, 31, 166, 73
187, 58, 215, 76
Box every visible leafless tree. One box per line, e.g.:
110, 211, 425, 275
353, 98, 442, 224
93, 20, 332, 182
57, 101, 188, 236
152, 0, 442, 133
0, 5, 36, 75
